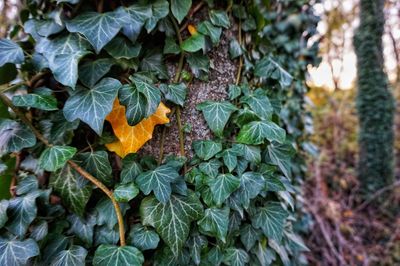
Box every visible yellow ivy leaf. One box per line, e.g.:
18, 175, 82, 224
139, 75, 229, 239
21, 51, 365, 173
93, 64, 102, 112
188, 24, 197, 36
105, 99, 170, 157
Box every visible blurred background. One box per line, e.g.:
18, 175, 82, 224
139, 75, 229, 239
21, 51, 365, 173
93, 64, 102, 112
0, 0, 399, 265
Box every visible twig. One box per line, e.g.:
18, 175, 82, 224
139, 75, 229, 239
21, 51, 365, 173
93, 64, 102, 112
356, 179, 400, 212
0, 91, 126, 246
158, 126, 167, 165
235, 20, 243, 86
179, 1, 205, 32
171, 15, 187, 173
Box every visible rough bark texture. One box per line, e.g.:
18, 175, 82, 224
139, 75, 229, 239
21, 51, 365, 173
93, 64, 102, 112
141, 8, 238, 159
354, 0, 395, 195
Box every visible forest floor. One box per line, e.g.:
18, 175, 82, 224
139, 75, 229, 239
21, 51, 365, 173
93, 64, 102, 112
303, 85, 400, 266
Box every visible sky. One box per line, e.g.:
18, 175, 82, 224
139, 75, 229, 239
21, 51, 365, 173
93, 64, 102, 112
308, 0, 400, 90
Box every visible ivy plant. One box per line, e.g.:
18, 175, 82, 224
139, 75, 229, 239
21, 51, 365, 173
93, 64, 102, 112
0, 0, 319, 265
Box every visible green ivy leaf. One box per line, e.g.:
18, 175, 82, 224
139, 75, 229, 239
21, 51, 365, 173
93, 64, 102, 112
208, 173, 240, 205
52, 51, 91, 88
218, 149, 238, 172
50, 245, 87, 266
140, 191, 203, 254
0, 238, 39, 265
164, 36, 181, 54
237, 172, 265, 208
120, 154, 142, 184
193, 140, 222, 160
145, 1, 169, 32
0, 119, 36, 153
6, 191, 39, 236
114, 182, 139, 202
267, 142, 295, 178
136, 165, 179, 203
67, 214, 96, 246
186, 52, 210, 80
128, 224, 160, 251
0, 200, 8, 228
12, 92, 58, 111
63, 78, 121, 135
198, 207, 229, 242
74, 151, 113, 187
66, 11, 125, 53
181, 33, 206, 53
42, 235, 70, 265
240, 224, 262, 251
160, 83, 187, 106
50, 164, 92, 216
228, 84, 241, 100
199, 159, 222, 178
229, 39, 243, 59
197, 21, 222, 45
251, 202, 289, 242
234, 108, 260, 127
93, 245, 144, 266
171, 0, 192, 23
223, 248, 249, 266
95, 198, 130, 229
188, 235, 208, 265
254, 57, 293, 87
105, 36, 141, 59
264, 176, 285, 192
78, 58, 114, 88
117, 4, 152, 42
197, 101, 237, 137
0, 39, 24, 67
209, 10, 230, 29
39, 145, 77, 172
130, 75, 161, 117
36, 33, 91, 88
237, 121, 286, 145
15, 175, 38, 196
30, 221, 48, 241
95, 225, 120, 246
118, 84, 147, 126
241, 89, 273, 120
232, 144, 261, 163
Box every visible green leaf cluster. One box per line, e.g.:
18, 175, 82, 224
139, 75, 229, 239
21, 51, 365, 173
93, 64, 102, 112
0, 0, 320, 265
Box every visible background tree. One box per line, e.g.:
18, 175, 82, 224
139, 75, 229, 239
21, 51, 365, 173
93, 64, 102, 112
354, 0, 395, 195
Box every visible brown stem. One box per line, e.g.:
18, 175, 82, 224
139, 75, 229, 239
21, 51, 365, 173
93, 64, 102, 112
179, 1, 205, 32
235, 20, 243, 86
158, 126, 167, 165
171, 15, 187, 172
0, 91, 126, 246
68, 161, 126, 246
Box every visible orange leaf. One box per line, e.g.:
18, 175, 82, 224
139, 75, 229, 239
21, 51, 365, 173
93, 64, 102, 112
188, 24, 197, 36
105, 99, 170, 158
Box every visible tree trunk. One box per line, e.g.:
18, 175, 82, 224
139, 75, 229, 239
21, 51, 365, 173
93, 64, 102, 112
354, 0, 395, 196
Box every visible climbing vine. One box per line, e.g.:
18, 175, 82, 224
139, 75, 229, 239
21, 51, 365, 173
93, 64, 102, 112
0, 0, 319, 265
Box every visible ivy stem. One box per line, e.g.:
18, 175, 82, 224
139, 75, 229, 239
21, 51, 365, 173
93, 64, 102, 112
0, 82, 24, 94
235, 20, 243, 86
68, 161, 126, 246
0, 92, 126, 247
171, 15, 187, 172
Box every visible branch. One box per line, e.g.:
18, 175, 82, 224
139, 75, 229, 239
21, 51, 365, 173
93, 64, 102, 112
0, 91, 126, 246
171, 15, 187, 172
356, 179, 400, 212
